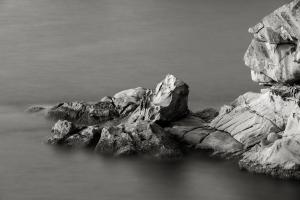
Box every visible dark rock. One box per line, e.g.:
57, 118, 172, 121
95, 126, 135, 155
193, 108, 219, 122
196, 131, 243, 154
46, 101, 119, 126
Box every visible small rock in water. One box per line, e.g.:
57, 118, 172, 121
48, 120, 78, 144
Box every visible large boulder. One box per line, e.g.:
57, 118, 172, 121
245, 0, 300, 84
152, 74, 189, 121
128, 74, 189, 123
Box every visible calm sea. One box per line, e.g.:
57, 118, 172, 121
1, 0, 300, 199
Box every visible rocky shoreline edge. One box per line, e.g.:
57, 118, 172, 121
27, 0, 300, 180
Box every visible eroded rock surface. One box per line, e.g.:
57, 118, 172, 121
245, 0, 300, 84
34, 74, 198, 159
28, 0, 300, 180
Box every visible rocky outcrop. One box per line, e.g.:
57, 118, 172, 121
245, 0, 300, 84
32, 75, 243, 159
209, 0, 300, 179
27, 0, 300, 180
32, 74, 193, 159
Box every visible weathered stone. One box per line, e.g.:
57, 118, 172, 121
196, 131, 243, 154
126, 121, 182, 158
64, 126, 102, 148
209, 89, 299, 147
193, 108, 219, 122
183, 128, 210, 145
48, 120, 77, 144
100, 96, 113, 103
239, 111, 300, 179
127, 74, 189, 123
152, 74, 189, 122
95, 126, 135, 155
245, 0, 300, 84
113, 87, 147, 116
46, 101, 119, 126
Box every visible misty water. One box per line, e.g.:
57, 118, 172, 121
1, 0, 300, 199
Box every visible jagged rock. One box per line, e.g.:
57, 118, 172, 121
124, 120, 182, 158
152, 74, 189, 121
48, 120, 78, 144
113, 87, 147, 116
100, 96, 113, 103
93, 120, 182, 158
46, 101, 119, 126
95, 126, 135, 156
245, 0, 300, 84
65, 126, 102, 148
128, 74, 189, 123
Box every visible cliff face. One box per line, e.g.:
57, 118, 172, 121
245, 0, 300, 84
210, 0, 300, 179
27, 0, 300, 179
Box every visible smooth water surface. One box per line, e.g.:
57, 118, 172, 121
1, 0, 300, 199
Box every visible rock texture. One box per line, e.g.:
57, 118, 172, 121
33, 75, 243, 159
245, 0, 300, 84
209, 0, 300, 179
32, 75, 195, 159
28, 0, 300, 180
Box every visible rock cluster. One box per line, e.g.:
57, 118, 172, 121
245, 0, 300, 84
27, 0, 300, 180
30, 74, 243, 159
